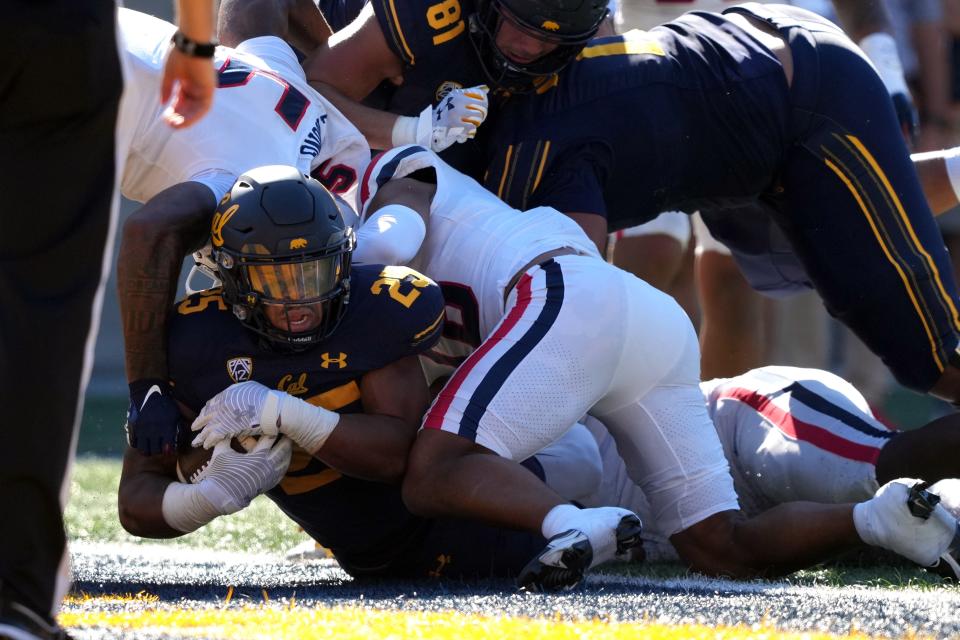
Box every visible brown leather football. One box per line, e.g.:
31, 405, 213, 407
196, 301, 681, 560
176, 436, 258, 484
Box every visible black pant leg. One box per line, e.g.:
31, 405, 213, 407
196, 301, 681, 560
0, 0, 122, 618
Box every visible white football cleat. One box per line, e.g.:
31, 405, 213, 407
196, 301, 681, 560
853, 478, 959, 568
518, 508, 643, 591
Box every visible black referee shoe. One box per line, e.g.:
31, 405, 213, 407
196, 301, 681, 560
0, 598, 72, 640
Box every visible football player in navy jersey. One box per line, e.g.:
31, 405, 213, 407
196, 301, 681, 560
117, 166, 548, 579
285, 0, 606, 168
483, 3, 960, 404
118, 6, 371, 461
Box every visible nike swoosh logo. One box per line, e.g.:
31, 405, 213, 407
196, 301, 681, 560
141, 384, 162, 411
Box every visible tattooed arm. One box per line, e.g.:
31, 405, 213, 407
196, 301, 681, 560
118, 182, 215, 383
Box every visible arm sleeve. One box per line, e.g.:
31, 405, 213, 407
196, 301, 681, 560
353, 204, 427, 265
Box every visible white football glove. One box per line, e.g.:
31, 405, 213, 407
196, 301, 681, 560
192, 380, 340, 455
853, 478, 958, 567
392, 85, 490, 152
421, 84, 489, 152
192, 381, 277, 447
162, 435, 292, 533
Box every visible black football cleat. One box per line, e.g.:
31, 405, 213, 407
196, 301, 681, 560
518, 514, 644, 592
0, 598, 73, 640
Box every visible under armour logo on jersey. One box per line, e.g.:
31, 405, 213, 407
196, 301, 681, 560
226, 357, 253, 383
300, 118, 323, 158
320, 352, 348, 369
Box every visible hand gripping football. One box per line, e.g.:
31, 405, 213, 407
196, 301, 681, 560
176, 436, 259, 484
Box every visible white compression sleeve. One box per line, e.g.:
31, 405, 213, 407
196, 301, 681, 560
353, 204, 426, 265
272, 392, 340, 455
391, 106, 433, 148
161, 482, 220, 533
391, 116, 419, 147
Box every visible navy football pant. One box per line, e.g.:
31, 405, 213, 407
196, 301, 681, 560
727, 4, 960, 393
0, 0, 122, 619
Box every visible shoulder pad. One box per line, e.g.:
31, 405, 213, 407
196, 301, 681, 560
352, 265, 445, 351
371, 0, 471, 67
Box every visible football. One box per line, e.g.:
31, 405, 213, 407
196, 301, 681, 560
176, 436, 259, 484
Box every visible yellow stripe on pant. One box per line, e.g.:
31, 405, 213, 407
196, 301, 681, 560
822, 149, 945, 372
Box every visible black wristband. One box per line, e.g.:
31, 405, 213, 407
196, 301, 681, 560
171, 30, 218, 58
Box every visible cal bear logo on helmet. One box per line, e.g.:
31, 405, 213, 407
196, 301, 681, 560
290, 238, 308, 250
210, 204, 239, 247
541, 20, 560, 31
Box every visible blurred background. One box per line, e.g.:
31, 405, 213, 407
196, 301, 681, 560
83, 0, 960, 454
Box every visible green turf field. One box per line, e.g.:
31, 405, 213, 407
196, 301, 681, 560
67, 457, 946, 588
68, 456, 310, 553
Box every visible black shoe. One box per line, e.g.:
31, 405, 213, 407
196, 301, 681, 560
0, 599, 72, 640
517, 514, 644, 592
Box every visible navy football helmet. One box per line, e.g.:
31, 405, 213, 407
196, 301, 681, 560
211, 165, 356, 350
468, 0, 607, 92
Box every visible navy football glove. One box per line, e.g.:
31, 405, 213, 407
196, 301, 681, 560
126, 379, 182, 456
